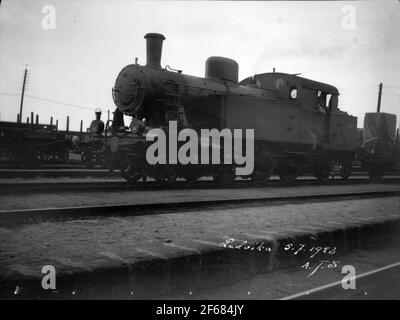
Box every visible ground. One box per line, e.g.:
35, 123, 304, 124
0, 195, 399, 284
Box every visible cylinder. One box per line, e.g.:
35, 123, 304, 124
144, 33, 165, 69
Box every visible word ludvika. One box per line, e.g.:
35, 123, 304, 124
145, 121, 255, 176
220, 238, 272, 252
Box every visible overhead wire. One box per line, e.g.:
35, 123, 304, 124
0, 92, 94, 111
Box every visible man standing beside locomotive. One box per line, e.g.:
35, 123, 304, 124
89, 108, 105, 136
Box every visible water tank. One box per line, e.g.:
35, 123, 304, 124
205, 57, 238, 83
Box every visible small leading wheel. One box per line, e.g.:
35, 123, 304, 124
122, 165, 142, 185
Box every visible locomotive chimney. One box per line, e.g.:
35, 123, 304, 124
144, 33, 165, 69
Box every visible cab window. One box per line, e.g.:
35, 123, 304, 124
316, 91, 332, 113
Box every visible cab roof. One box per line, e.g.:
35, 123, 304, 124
240, 72, 339, 95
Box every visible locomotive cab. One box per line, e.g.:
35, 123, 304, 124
240, 72, 339, 112
239, 72, 355, 149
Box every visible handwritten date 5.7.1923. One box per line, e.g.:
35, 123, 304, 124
284, 243, 336, 258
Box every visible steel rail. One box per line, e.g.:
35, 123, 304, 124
281, 261, 400, 300
1, 190, 399, 224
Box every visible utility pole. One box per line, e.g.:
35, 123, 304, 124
19, 66, 29, 123
377, 82, 383, 113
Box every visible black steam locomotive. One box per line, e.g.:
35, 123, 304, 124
76, 33, 399, 184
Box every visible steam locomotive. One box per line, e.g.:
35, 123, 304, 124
76, 33, 399, 184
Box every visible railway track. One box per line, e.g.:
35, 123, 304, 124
1, 188, 399, 225
0, 168, 107, 178
0, 174, 399, 194
1, 167, 399, 179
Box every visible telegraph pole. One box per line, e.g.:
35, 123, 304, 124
377, 82, 383, 113
19, 66, 28, 123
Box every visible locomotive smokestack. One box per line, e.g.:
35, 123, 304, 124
144, 33, 165, 69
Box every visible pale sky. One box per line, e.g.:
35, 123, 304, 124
0, 0, 399, 131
